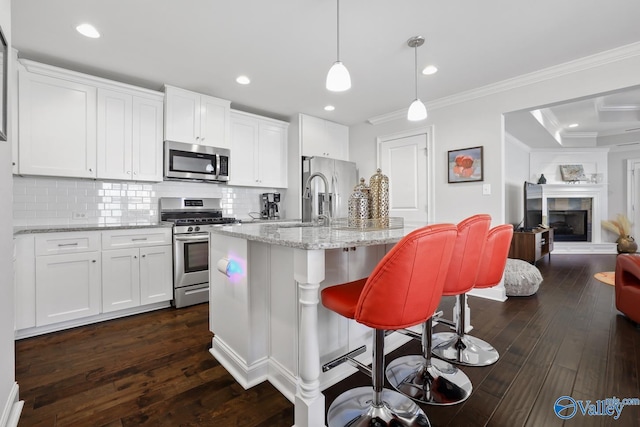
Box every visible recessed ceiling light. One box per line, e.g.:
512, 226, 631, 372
324, 105, 335, 111
568, 123, 579, 128
422, 65, 438, 75
76, 23, 100, 38
236, 75, 251, 85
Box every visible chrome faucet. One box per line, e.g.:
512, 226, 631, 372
303, 172, 332, 220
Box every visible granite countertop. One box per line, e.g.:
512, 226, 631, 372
13, 222, 174, 235
209, 221, 425, 250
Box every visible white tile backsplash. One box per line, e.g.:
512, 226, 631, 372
12, 176, 287, 226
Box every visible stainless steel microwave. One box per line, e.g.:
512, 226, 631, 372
164, 140, 230, 183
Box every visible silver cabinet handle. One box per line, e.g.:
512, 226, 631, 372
92, 260, 96, 263
134, 255, 137, 259
132, 238, 148, 241
58, 243, 78, 247
142, 254, 146, 258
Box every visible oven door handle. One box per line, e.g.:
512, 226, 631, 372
174, 234, 210, 242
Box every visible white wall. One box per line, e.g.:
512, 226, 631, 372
349, 45, 640, 227
504, 133, 531, 227
0, 0, 19, 422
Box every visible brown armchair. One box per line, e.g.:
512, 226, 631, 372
615, 254, 640, 324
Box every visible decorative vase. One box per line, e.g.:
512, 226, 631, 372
348, 179, 370, 228
617, 236, 638, 254
370, 168, 389, 227
537, 174, 547, 184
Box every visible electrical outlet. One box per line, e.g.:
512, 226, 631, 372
72, 211, 87, 220
482, 184, 491, 195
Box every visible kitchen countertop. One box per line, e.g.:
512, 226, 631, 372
209, 221, 426, 250
13, 222, 174, 235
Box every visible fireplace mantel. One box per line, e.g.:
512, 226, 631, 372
540, 183, 614, 253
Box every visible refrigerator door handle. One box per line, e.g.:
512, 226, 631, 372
331, 172, 342, 221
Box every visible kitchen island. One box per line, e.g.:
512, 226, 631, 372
208, 221, 422, 427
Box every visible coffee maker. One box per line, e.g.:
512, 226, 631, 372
260, 193, 281, 220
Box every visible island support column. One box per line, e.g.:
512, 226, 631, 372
293, 248, 326, 427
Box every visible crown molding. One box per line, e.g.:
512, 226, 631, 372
367, 41, 640, 126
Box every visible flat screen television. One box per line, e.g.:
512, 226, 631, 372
524, 181, 543, 231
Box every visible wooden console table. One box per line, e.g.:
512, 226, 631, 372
508, 228, 554, 264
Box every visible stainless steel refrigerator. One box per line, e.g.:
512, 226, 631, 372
302, 156, 358, 222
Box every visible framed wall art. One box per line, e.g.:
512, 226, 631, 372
448, 146, 483, 183
559, 164, 586, 182
0, 24, 6, 141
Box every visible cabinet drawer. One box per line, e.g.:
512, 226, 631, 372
102, 228, 172, 250
35, 232, 101, 256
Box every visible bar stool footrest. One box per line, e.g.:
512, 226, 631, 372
322, 345, 367, 373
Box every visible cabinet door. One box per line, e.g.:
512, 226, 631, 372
97, 88, 133, 180
300, 114, 349, 161
164, 86, 200, 144
200, 94, 231, 148
102, 248, 141, 313
324, 120, 349, 161
257, 122, 287, 188
18, 70, 97, 178
132, 96, 163, 181
300, 114, 327, 158
229, 114, 258, 186
35, 252, 101, 326
139, 246, 173, 305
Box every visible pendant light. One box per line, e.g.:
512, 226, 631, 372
407, 36, 427, 121
326, 0, 351, 92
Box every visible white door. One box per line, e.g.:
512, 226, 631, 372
378, 132, 429, 223
200, 94, 231, 148
628, 158, 640, 241
164, 86, 200, 143
258, 122, 287, 187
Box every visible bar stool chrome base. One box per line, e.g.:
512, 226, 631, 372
432, 332, 499, 367
327, 386, 431, 427
386, 355, 472, 405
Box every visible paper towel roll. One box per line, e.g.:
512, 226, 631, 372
217, 258, 230, 276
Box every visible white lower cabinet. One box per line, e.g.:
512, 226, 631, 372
102, 229, 172, 312
35, 251, 101, 326
139, 245, 173, 305
15, 228, 173, 337
102, 244, 173, 312
102, 248, 141, 313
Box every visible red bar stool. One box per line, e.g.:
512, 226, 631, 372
385, 214, 490, 405
431, 223, 513, 366
321, 223, 458, 427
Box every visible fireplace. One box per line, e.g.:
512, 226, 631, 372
549, 209, 589, 241
546, 197, 593, 242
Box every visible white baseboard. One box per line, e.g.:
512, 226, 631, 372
209, 337, 269, 390
0, 383, 23, 427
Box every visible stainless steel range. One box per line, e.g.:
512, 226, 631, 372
160, 197, 238, 308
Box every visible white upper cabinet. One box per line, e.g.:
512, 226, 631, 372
164, 85, 231, 149
96, 88, 163, 181
18, 68, 97, 178
16, 60, 164, 181
229, 110, 288, 188
300, 113, 349, 161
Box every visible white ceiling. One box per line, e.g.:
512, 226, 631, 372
506, 87, 640, 149
10, 0, 640, 127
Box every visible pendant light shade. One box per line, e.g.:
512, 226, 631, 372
407, 36, 427, 121
327, 0, 351, 92
408, 99, 427, 121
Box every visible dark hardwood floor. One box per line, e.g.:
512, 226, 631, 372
16, 254, 640, 426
